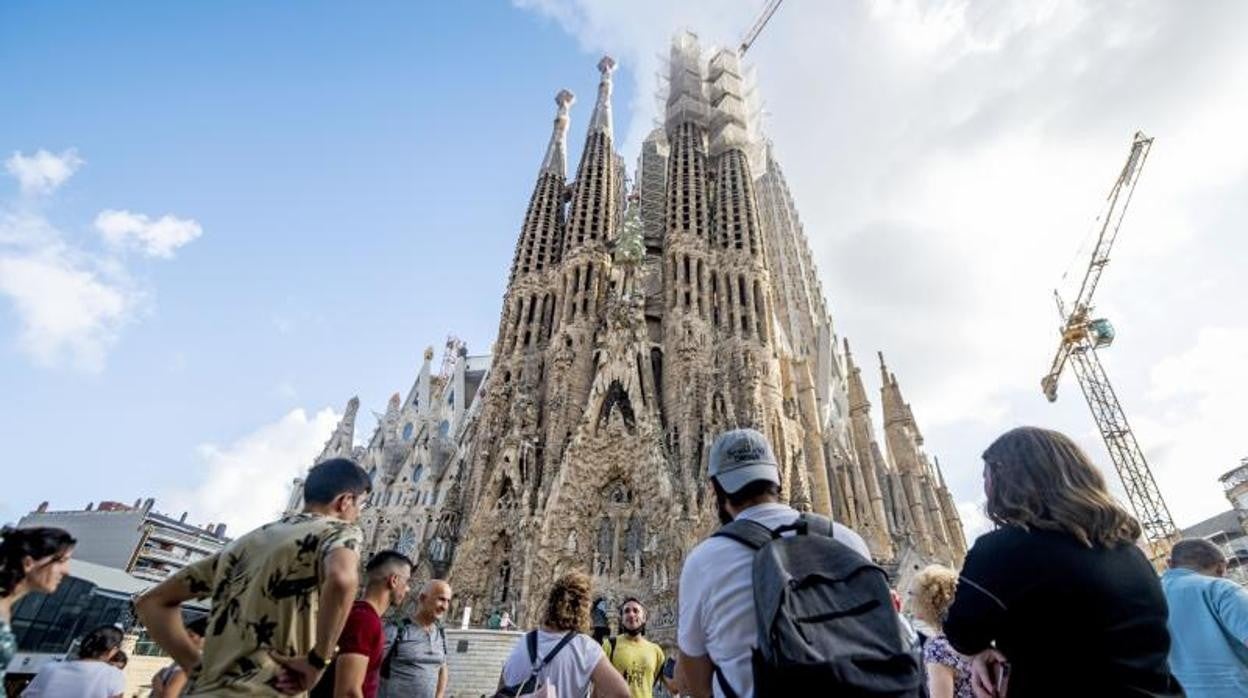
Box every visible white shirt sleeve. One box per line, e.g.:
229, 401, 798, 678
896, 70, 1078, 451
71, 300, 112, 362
109, 665, 126, 695
677, 544, 709, 657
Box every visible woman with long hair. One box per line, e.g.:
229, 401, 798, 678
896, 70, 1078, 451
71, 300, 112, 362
0, 526, 76, 684
909, 565, 973, 698
944, 427, 1181, 697
496, 571, 629, 697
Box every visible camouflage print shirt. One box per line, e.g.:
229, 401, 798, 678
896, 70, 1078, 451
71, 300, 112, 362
173, 512, 363, 696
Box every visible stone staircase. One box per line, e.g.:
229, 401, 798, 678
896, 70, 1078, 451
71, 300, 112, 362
445, 628, 523, 697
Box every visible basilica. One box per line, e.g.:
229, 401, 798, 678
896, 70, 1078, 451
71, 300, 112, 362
289, 33, 965, 636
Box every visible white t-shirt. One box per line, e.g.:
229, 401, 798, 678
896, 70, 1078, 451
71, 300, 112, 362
677, 503, 872, 698
500, 630, 604, 698
22, 659, 125, 698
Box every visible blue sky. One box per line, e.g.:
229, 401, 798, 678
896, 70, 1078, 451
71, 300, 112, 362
4, 0, 1247, 538
0, 1, 634, 525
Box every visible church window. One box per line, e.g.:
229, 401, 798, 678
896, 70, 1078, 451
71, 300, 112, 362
402, 422, 414, 440
413, 464, 424, 483
438, 420, 450, 438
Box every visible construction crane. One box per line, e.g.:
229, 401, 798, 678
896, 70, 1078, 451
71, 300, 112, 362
1041, 131, 1178, 562
739, 0, 784, 56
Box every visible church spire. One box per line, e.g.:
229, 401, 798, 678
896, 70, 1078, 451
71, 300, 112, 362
541, 89, 575, 176
588, 56, 615, 135
507, 89, 575, 287
318, 396, 359, 462
845, 340, 870, 412
563, 56, 620, 255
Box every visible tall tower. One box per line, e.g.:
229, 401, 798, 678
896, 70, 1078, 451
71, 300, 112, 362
659, 33, 715, 516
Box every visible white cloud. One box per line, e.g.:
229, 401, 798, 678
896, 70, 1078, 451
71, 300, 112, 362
1135, 327, 1248, 526
515, 0, 1248, 531
957, 500, 992, 542
163, 408, 342, 536
4, 149, 84, 196
0, 246, 137, 371
94, 209, 203, 259
1, 149, 202, 370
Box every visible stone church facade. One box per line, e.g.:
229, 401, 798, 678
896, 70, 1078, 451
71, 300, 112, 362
291, 33, 965, 636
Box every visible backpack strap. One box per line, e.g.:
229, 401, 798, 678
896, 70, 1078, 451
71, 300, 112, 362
711, 517, 775, 550
525, 630, 538, 665
380, 621, 408, 680
517, 631, 576, 693
606, 636, 616, 663
712, 663, 740, 698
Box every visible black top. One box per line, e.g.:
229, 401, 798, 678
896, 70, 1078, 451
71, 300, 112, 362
944, 526, 1182, 697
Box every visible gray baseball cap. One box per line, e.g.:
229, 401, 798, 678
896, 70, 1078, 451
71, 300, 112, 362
708, 428, 780, 495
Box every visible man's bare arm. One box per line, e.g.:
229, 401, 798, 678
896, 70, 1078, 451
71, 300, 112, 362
333, 653, 369, 698
435, 662, 449, 698
675, 652, 714, 698
316, 547, 361, 658
135, 577, 202, 670
270, 547, 361, 695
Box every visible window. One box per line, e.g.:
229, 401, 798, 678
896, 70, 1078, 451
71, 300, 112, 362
402, 422, 414, 440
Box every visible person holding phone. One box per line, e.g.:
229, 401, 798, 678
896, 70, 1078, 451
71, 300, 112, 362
944, 427, 1182, 698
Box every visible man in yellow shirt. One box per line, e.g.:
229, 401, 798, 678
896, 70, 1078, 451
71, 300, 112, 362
602, 598, 668, 698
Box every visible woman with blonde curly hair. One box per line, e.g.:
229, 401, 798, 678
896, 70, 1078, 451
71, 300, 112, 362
910, 565, 972, 698
944, 427, 1180, 698
497, 571, 629, 697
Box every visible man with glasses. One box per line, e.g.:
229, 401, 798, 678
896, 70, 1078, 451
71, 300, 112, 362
137, 457, 370, 696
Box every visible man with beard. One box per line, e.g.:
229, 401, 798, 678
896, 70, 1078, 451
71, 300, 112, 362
675, 428, 871, 697
602, 598, 669, 698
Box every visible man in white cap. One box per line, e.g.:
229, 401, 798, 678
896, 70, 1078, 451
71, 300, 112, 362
674, 428, 871, 698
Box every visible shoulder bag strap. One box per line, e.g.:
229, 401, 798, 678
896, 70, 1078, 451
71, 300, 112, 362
606, 636, 616, 663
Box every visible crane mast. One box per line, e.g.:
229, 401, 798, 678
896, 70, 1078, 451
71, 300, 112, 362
1041, 131, 1177, 562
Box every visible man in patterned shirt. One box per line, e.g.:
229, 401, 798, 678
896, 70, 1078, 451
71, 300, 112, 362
137, 458, 371, 696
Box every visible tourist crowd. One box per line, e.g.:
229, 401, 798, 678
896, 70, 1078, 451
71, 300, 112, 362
2, 426, 1248, 697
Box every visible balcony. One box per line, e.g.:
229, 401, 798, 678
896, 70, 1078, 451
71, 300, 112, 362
138, 545, 194, 568
145, 525, 223, 556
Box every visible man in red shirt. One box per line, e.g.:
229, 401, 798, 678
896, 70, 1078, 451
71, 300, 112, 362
313, 550, 413, 698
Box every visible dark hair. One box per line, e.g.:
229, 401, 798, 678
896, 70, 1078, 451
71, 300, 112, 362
366, 550, 413, 575
982, 427, 1141, 548
711, 478, 782, 509
108, 649, 128, 668
0, 526, 76, 596
618, 596, 644, 612
186, 614, 209, 636
78, 625, 124, 660
304, 458, 372, 505
1170, 538, 1225, 571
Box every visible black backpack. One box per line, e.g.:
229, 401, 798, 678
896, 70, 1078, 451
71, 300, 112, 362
712, 513, 925, 697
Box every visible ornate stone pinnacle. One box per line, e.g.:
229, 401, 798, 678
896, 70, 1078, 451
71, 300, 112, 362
555, 89, 575, 111
598, 55, 616, 75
